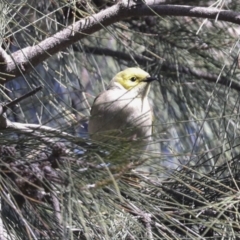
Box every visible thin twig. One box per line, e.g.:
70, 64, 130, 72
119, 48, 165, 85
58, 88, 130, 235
2, 86, 42, 112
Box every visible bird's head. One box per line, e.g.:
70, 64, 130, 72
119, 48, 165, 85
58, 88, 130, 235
109, 67, 157, 97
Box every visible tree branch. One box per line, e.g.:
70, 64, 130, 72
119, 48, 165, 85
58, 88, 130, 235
81, 46, 240, 92
1, 1, 240, 83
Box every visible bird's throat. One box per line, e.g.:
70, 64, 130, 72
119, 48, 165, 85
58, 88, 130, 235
140, 84, 151, 111
142, 83, 151, 100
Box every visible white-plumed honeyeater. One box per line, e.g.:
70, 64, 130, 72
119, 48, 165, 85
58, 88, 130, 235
88, 67, 157, 151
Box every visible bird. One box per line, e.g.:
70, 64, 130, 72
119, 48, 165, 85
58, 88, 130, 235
88, 67, 157, 151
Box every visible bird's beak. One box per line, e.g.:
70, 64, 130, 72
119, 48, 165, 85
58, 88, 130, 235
143, 76, 158, 83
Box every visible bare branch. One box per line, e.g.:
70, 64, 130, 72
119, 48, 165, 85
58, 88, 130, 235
1, 1, 240, 83
3, 86, 42, 112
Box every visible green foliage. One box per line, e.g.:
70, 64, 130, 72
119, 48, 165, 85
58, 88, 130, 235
1, 0, 240, 239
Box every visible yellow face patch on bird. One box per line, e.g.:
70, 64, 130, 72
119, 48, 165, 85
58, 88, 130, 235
113, 67, 156, 90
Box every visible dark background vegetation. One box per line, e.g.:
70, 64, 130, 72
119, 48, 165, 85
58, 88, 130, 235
1, 0, 240, 239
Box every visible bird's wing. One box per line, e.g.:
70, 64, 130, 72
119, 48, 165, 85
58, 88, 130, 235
89, 91, 103, 114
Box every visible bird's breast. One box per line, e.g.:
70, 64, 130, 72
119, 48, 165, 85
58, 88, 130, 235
89, 89, 152, 141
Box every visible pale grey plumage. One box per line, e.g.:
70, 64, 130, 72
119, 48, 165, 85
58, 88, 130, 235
88, 68, 156, 149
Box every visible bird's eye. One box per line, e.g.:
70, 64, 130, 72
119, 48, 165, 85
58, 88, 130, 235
130, 77, 136, 82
